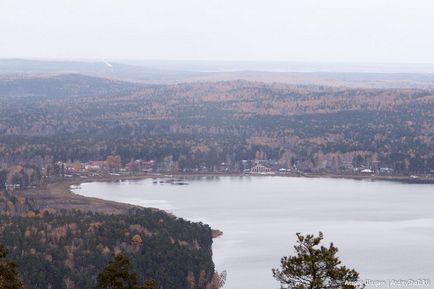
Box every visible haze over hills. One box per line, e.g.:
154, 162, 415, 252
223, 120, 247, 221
0, 73, 144, 99
0, 59, 198, 82
125, 59, 434, 73
2, 59, 434, 89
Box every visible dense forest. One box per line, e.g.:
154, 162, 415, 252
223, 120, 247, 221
0, 208, 217, 289
0, 74, 433, 178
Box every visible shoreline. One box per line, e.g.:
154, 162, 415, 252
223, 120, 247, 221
14, 171, 432, 245
300, 173, 434, 184
17, 171, 433, 215
70, 171, 434, 185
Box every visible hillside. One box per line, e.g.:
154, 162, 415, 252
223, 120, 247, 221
0, 208, 217, 289
0, 76, 433, 179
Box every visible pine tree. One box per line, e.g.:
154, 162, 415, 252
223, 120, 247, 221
95, 254, 155, 289
0, 245, 24, 289
272, 232, 364, 289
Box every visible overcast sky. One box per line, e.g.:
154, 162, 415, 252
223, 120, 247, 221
1, 0, 434, 63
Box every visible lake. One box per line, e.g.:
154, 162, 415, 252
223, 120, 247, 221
72, 176, 434, 289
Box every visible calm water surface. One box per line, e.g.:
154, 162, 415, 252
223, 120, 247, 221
73, 176, 434, 289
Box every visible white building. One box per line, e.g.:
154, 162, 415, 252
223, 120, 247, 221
250, 164, 272, 174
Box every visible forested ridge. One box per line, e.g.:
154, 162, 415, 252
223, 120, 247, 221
0, 208, 217, 289
0, 75, 433, 178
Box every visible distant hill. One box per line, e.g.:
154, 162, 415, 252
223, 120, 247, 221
0, 59, 198, 82
187, 71, 434, 89
3, 59, 434, 88
0, 74, 144, 99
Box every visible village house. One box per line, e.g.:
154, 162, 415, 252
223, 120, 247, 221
5, 183, 21, 191
84, 161, 108, 171
360, 168, 374, 174
379, 167, 393, 174
250, 163, 272, 174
